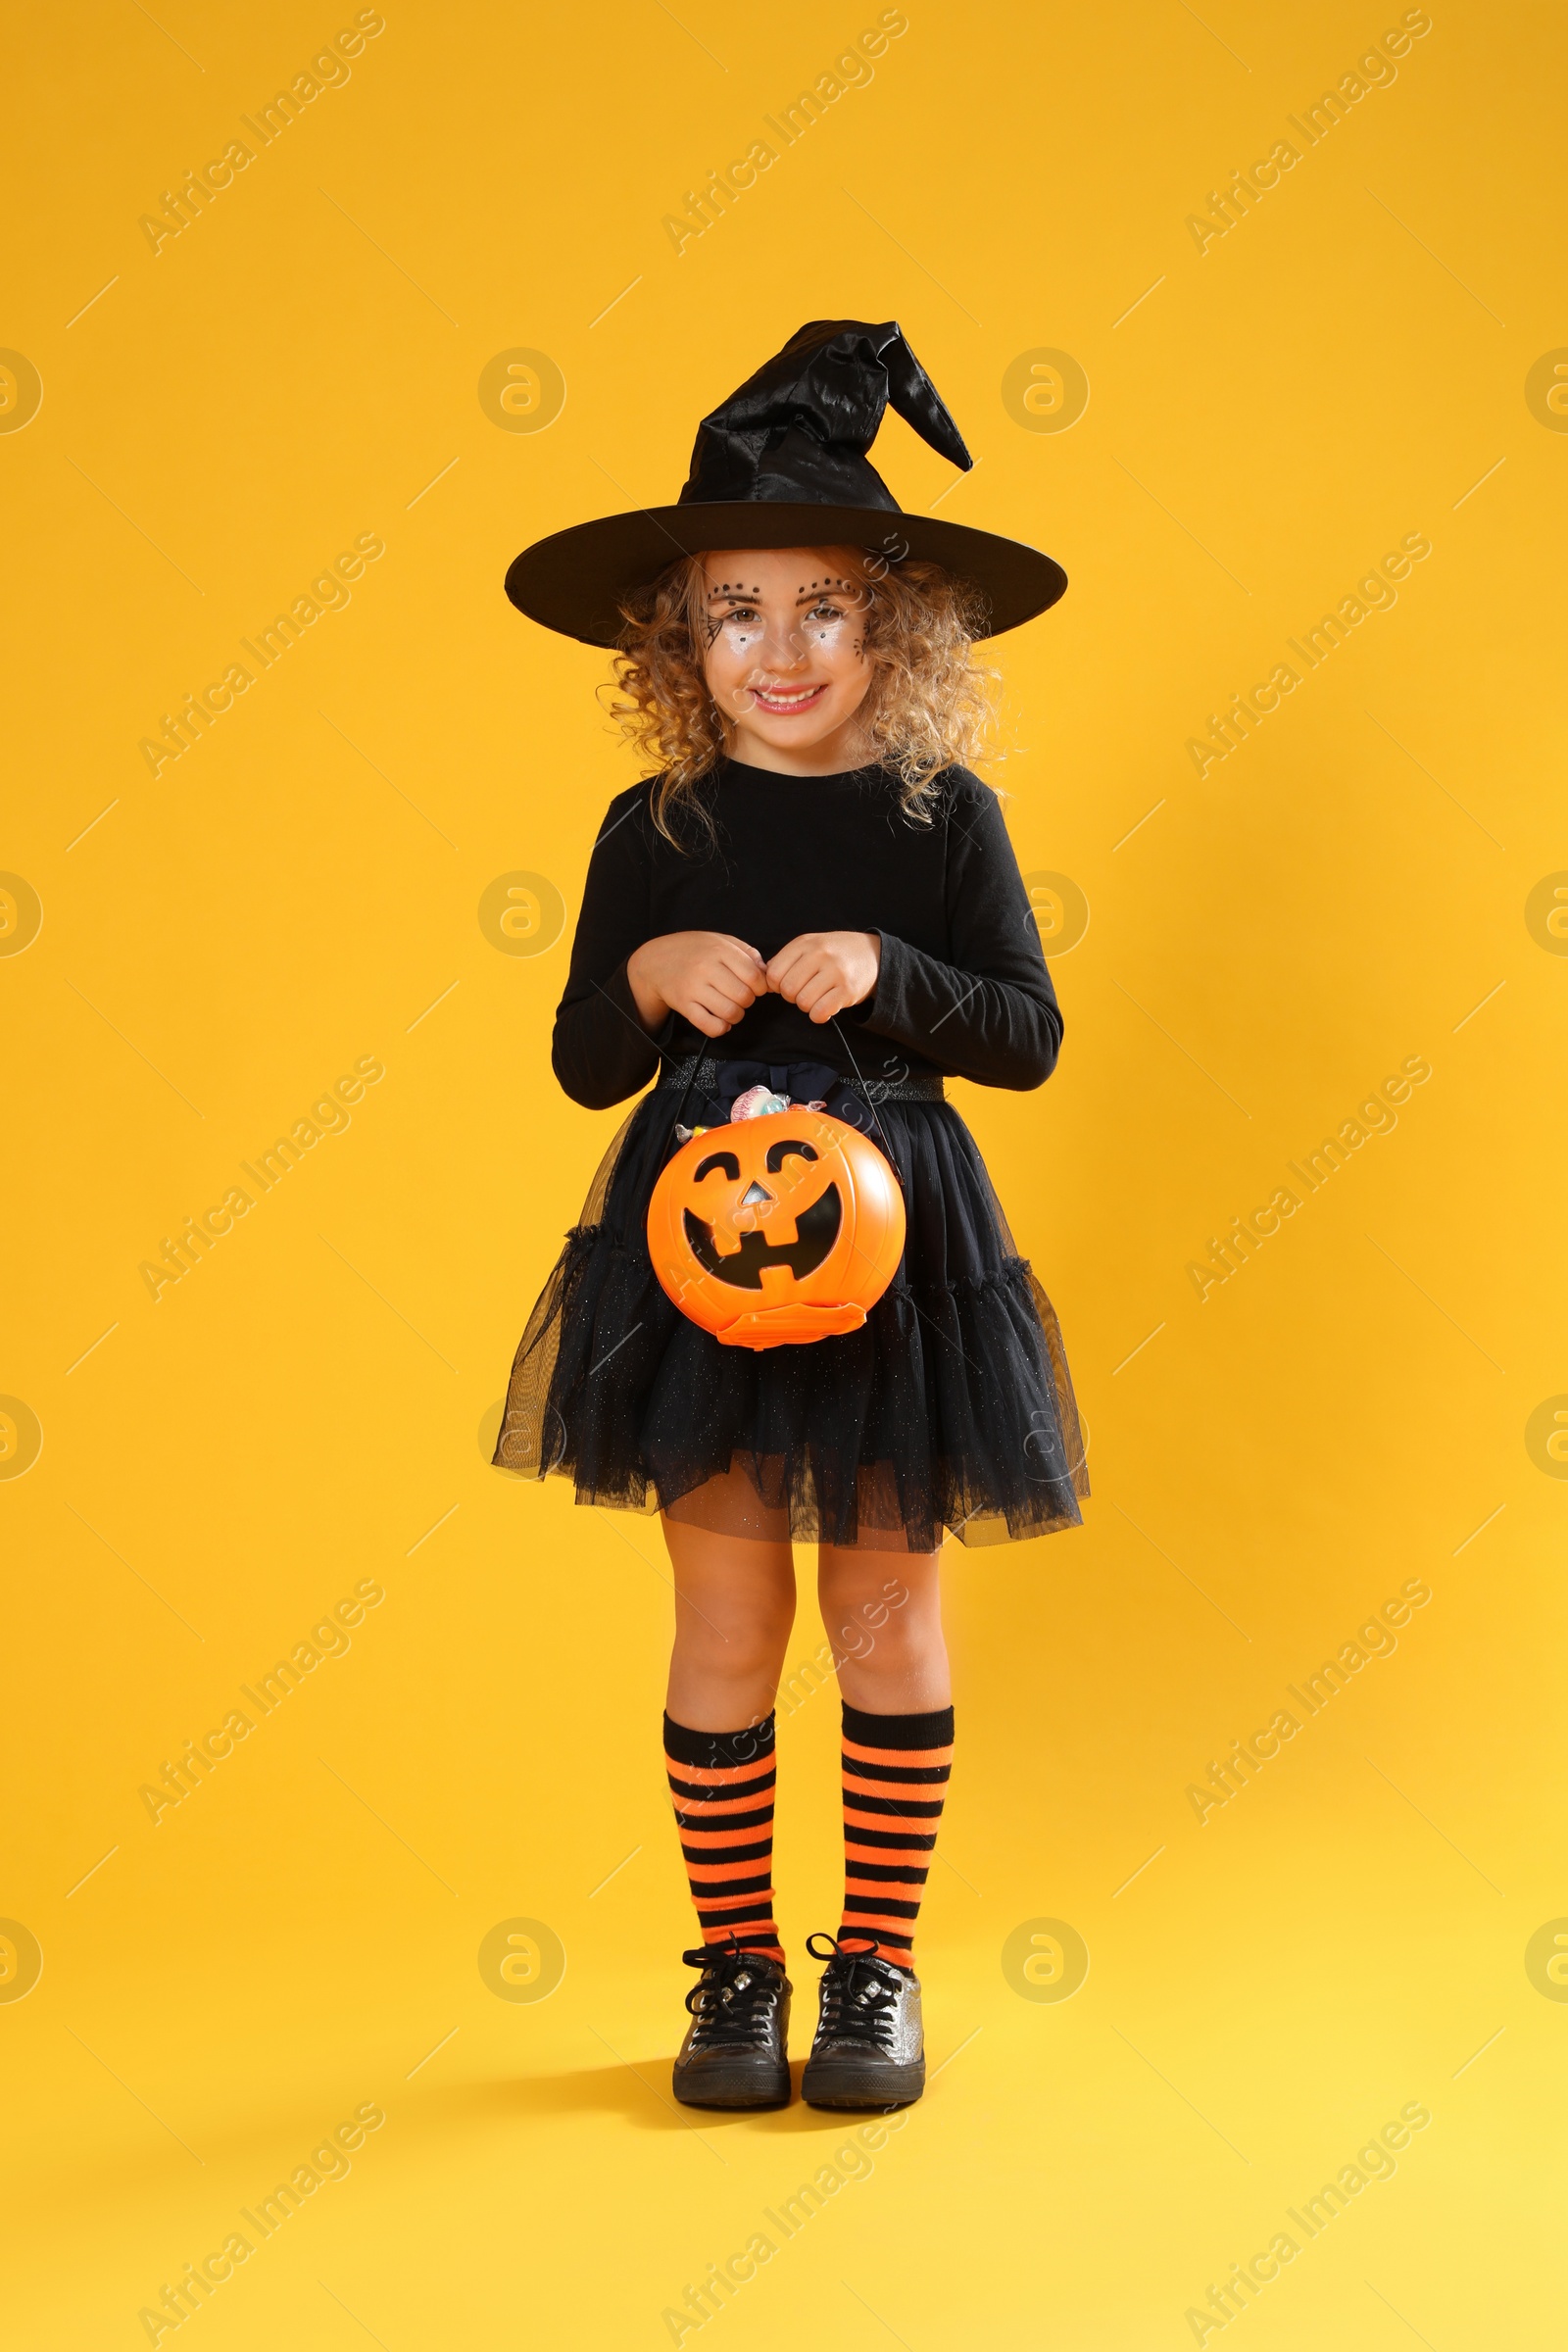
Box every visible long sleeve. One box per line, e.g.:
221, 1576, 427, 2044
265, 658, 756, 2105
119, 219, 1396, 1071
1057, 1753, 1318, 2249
551, 789, 670, 1109
856, 781, 1063, 1090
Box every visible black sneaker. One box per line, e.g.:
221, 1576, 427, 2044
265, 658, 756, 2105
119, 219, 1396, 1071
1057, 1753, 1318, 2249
801, 1933, 925, 2110
672, 1941, 792, 2109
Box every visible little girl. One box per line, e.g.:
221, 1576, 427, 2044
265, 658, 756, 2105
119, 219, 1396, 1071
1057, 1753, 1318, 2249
496, 320, 1089, 2111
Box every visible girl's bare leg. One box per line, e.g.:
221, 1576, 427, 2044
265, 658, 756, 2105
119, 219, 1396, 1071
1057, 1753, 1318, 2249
817, 1541, 950, 1711
662, 1515, 797, 1731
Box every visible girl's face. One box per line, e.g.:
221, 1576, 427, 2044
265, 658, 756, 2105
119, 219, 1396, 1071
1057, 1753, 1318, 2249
698, 546, 875, 774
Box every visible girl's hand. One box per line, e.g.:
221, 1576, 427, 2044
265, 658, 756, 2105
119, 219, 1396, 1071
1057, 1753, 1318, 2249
764, 931, 882, 1024
627, 931, 766, 1039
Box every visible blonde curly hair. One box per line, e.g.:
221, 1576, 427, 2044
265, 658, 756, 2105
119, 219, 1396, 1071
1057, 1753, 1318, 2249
604, 547, 998, 845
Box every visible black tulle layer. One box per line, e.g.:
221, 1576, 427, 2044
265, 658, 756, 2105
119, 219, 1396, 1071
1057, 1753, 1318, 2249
493, 1088, 1089, 1550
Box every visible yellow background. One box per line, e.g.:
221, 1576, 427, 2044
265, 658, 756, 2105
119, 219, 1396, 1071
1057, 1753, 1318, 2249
6, 0, 1566, 2342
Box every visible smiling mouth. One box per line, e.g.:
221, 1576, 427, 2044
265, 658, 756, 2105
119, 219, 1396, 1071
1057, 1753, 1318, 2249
682, 1188, 843, 1289
749, 681, 829, 715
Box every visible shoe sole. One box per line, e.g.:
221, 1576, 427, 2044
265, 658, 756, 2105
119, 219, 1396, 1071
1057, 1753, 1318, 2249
802, 2059, 925, 2110
672, 2065, 792, 2110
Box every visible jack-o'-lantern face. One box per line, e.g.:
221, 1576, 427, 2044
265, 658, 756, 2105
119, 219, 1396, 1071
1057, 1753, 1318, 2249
647, 1110, 906, 1350
684, 1133, 840, 1286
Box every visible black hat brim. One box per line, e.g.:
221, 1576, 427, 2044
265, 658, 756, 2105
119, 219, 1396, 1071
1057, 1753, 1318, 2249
504, 502, 1067, 648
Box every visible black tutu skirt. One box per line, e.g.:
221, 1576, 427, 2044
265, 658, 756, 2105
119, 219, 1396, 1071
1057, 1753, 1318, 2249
493, 1058, 1090, 1551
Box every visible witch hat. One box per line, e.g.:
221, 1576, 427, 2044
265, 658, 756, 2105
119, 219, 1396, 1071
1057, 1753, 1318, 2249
504, 318, 1067, 647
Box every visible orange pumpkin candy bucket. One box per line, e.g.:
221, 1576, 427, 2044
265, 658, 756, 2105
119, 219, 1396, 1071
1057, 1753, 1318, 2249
646, 1108, 906, 1350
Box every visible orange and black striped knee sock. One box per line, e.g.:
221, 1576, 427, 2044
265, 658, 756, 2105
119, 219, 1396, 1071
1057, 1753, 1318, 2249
839, 1700, 954, 1972
663, 1711, 784, 1966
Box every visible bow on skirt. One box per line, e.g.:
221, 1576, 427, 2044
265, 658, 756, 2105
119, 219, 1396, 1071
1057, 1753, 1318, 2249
669, 1057, 885, 1144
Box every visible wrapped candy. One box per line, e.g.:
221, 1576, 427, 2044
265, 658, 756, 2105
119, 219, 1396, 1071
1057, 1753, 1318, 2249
730, 1085, 791, 1120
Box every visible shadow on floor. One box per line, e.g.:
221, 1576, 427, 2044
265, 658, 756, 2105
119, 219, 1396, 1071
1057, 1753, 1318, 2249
417, 2061, 887, 2135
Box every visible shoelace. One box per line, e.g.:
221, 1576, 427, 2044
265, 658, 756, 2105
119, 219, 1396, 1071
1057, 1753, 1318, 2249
806, 1931, 901, 2052
681, 1940, 783, 2048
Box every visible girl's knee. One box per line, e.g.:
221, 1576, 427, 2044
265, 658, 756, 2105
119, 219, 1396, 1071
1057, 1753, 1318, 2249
673, 1601, 794, 1685
819, 1555, 936, 1644
838, 1611, 942, 1680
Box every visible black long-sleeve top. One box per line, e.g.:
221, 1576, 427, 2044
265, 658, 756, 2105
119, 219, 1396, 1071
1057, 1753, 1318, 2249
552, 758, 1063, 1110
